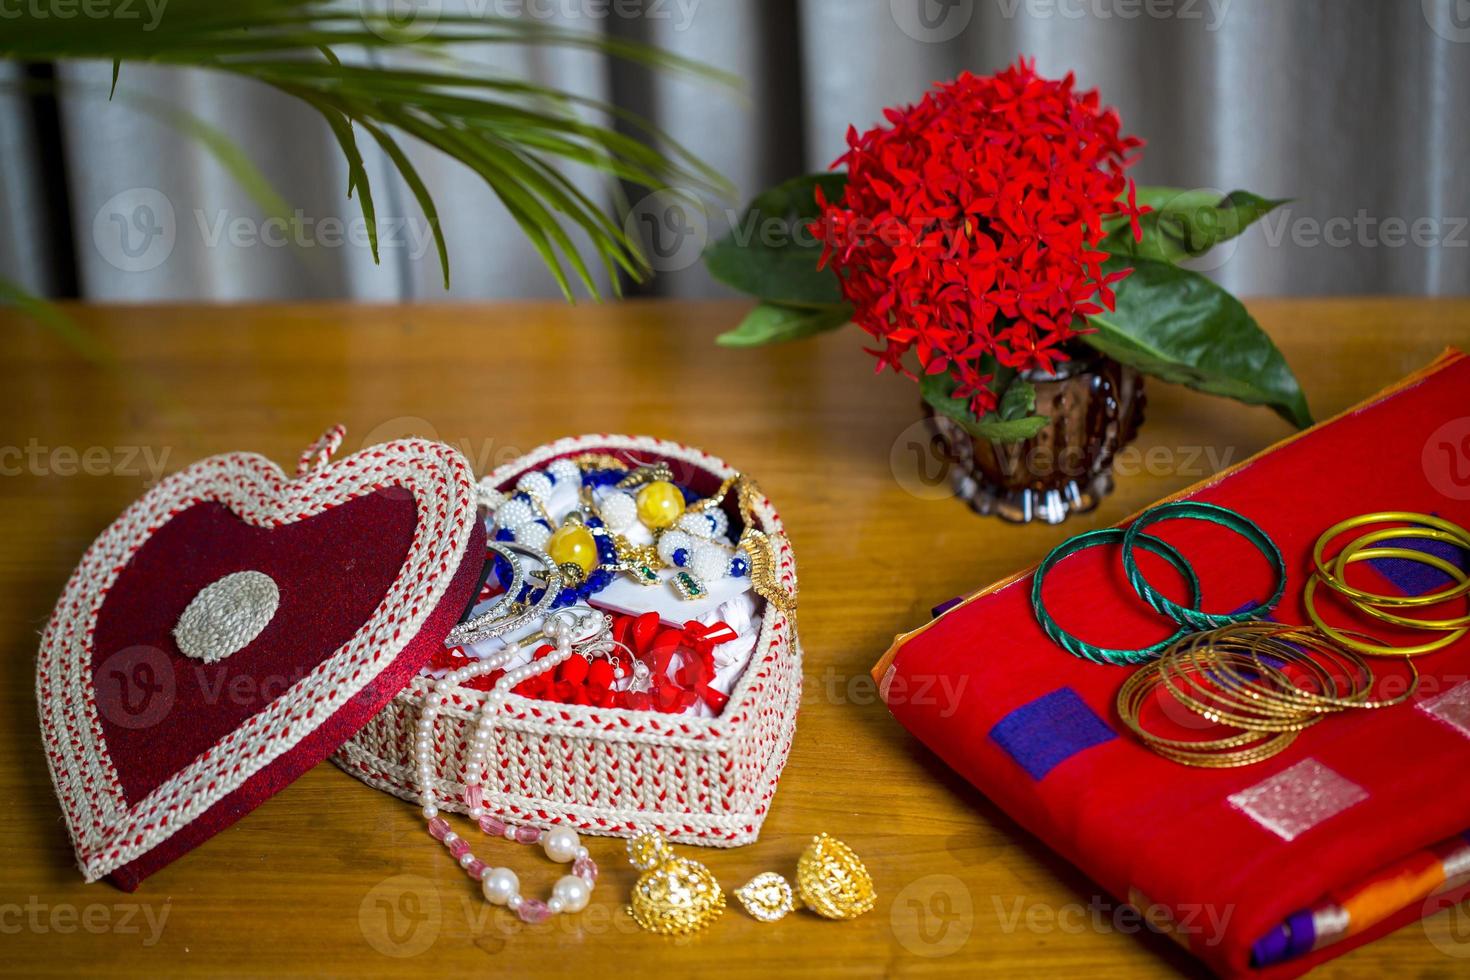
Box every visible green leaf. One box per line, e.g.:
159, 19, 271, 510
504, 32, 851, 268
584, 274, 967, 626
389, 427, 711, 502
1103, 187, 1288, 264
715, 302, 851, 347
1082, 256, 1312, 429
704, 172, 846, 307
747, 172, 847, 221
920, 372, 1050, 443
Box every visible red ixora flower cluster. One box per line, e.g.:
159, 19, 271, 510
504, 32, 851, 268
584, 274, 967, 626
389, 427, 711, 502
812, 58, 1146, 417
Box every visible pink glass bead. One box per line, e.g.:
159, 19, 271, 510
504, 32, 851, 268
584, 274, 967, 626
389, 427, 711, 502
573, 855, 598, 882
426, 817, 451, 841
464, 857, 488, 880
515, 826, 541, 844
447, 837, 471, 859
479, 814, 508, 836
463, 785, 484, 808
516, 898, 552, 924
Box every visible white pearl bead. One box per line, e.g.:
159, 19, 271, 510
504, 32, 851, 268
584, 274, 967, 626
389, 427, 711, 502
516, 471, 554, 499
468, 806, 484, 818
542, 827, 580, 863
495, 498, 533, 530
547, 458, 581, 486
690, 542, 729, 583
677, 511, 711, 537
599, 492, 637, 532
422, 805, 438, 819
657, 529, 693, 564
575, 845, 588, 859
553, 875, 591, 913
482, 867, 519, 905
518, 522, 551, 551
458, 852, 478, 869
548, 897, 564, 914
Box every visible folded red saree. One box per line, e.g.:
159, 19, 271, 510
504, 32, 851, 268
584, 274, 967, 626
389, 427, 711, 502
873, 349, 1470, 977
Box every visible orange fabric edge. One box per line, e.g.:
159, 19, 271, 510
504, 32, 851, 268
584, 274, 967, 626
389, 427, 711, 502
869, 346, 1467, 685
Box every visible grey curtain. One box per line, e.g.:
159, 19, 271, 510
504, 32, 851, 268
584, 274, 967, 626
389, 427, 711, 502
3, 0, 1467, 301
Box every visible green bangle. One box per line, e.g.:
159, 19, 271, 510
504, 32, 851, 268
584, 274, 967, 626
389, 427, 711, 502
1121, 501, 1286, 631
1032, 528, 1203, 666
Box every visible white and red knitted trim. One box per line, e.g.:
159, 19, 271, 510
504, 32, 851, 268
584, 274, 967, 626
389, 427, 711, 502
36, 434, 478, 882
335, 433, 802, 847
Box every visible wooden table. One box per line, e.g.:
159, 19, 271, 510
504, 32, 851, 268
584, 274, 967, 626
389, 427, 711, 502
3, 299, 1467, 978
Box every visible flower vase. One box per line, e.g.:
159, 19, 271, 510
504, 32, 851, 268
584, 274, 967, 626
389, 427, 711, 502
929, 354, 1146, 524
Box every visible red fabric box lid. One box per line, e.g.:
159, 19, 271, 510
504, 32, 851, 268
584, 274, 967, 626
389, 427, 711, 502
36, 426, 486, 889
873, 349, 1470, 977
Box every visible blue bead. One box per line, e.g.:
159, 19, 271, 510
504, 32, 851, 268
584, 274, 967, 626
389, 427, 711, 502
731, 557, 749, 576
673, 547, 689, 567
494, 527, 515, 542
587, 516, 605, 529
513, 491, 532, 503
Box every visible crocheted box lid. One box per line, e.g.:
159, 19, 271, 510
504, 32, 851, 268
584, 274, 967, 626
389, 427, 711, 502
36, 426, 486, 890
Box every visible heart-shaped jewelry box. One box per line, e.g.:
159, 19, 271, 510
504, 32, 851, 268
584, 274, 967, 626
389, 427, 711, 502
334, 434, 802, 849
38, 428, 800, 889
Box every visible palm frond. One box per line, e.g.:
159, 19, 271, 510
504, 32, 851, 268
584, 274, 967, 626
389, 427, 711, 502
1, 0, 735, 296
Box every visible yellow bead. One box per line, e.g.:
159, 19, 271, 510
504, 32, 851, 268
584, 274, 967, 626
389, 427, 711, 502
636, 480, 686, 529
547, 524, 598, 574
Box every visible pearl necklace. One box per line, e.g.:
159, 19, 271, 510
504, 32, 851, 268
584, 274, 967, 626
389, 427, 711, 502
417, 610, 609, 922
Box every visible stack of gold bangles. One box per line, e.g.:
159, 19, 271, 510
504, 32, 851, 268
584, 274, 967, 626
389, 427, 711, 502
1304, 511, 1470, 656
1117, 621, 1419, 768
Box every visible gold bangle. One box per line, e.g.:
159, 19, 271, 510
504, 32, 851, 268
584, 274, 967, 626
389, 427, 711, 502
1329, 539, 1470, 630
1312, 512, 1470, 608
1303, 571, 1468, 657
